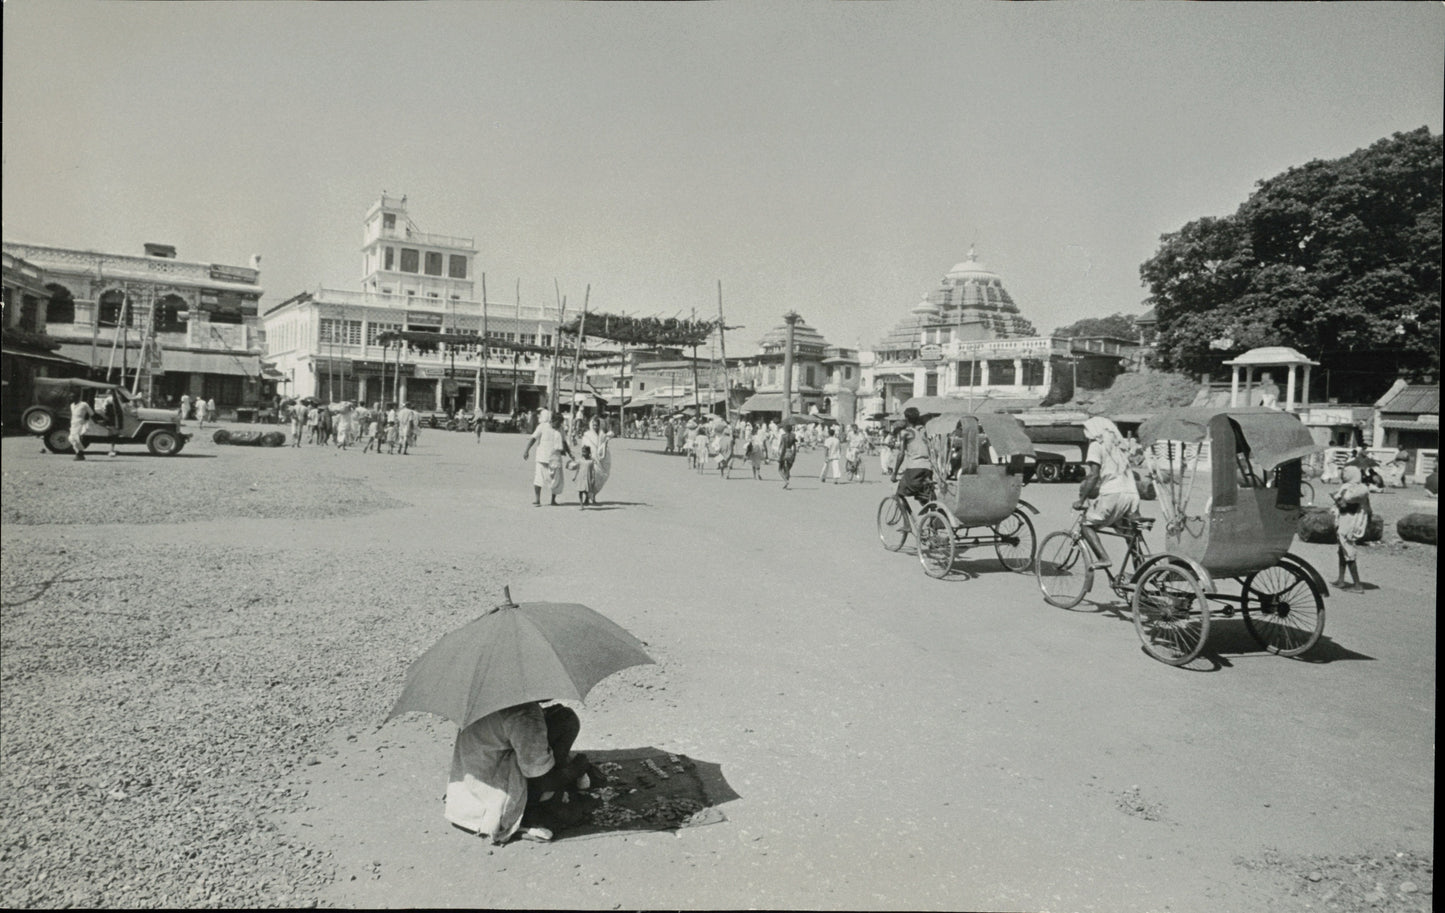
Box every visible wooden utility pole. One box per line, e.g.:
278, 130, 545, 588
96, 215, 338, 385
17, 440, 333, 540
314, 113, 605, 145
716, 280, 730, 424
690, 308, 702, 415
479, 272, 489, 422
512, 280, 521, 417
549, 281, 566, 414
570, 285, 590, 421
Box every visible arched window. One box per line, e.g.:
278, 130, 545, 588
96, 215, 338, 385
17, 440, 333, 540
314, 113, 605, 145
154, 294, 188, 332
98, 290, 132, 327
45, 284, 75, 324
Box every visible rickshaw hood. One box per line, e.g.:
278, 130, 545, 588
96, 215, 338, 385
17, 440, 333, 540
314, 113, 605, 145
1138, 407, 1318, 470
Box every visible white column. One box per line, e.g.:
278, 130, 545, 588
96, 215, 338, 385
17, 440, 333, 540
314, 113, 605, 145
1042, 359, 1054, 391
1285, 365, 1297, 411
979, 360, 990, 388
1301, 365, 1311, 407
1013, 358, 1024, 390
1230, 366, 1240, 407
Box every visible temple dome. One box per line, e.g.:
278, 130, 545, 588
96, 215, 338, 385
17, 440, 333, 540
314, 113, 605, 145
946, 248, 1001, 283
910, 294, 940, 317
758, 316, 828, 354
875, 246, 1036, 354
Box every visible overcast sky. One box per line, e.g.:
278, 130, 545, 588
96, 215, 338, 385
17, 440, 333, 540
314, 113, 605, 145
4, 1, 1441, 351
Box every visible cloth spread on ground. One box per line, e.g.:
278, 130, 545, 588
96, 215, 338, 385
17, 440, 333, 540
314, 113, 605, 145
565, 749, 727, 837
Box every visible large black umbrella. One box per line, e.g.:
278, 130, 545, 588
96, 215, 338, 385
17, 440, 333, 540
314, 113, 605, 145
388, 589, 655, 730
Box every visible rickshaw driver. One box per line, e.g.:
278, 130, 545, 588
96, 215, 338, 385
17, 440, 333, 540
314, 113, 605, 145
890, 407, 935, 507
1073, 416, 1141, 569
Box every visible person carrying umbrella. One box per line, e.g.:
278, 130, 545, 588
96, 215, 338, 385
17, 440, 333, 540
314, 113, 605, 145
389, 591, 654, 844
446, 700, 593, 843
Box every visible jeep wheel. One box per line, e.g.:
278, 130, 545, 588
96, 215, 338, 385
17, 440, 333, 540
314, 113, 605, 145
44, 428, 74, 454
146, 429, 182, 456
23, 407, 56, 435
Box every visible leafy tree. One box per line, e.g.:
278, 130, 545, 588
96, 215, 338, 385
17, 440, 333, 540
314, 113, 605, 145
1050, 312, 1140, 340
1141, 127, 1442, 401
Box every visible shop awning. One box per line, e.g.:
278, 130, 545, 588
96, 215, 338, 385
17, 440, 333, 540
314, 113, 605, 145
901, 394, 1044, 415
1380, 418, 1439, 431
162, 350, 258, 377
739, 392, 806, 413
51, 344, 258, 377
1, 346, 90, 367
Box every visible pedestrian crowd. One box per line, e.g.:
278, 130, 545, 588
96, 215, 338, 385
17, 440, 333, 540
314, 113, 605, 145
283, 401, 421, 455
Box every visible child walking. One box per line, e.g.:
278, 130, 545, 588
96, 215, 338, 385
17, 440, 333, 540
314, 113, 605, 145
1330, 465, 1371, 592
573, 445, 596, 507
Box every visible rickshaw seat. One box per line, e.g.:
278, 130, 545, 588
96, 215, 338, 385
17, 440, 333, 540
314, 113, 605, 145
943, 464, 1023, 527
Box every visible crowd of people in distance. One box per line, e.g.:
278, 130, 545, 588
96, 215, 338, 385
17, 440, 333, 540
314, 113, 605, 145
653, 413, 876, 489
284, 401, 423, 454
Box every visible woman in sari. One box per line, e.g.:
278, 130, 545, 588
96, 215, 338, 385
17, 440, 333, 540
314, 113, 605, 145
580, 416, 613, 502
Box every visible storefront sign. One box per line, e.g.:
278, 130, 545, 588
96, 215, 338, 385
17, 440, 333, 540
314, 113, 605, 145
208, 264, 260, 284
919, 343, 944, 363
407, 312, 444, 324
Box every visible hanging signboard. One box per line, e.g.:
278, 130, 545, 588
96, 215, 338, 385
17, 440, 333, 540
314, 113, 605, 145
919, 343, 944, 363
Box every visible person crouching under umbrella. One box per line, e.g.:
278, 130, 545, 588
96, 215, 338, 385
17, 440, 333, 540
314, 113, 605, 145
445, 701, 594, 844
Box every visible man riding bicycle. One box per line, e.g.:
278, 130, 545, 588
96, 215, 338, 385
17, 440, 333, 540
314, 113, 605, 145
890, 407, 934, 506
1073, 416, 1140, 569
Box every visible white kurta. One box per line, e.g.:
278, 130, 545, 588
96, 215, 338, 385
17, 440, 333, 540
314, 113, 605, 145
445, 704, 555, 843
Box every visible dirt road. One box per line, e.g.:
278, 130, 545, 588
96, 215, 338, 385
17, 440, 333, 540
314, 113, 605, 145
1, 425, 1434, 910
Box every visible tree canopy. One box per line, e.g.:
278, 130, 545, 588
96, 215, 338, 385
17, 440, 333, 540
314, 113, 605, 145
1140, 127, 1441, 401
1050, 313, 1140, 340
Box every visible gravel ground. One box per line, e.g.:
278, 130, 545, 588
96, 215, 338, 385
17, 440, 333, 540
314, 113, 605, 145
1, 445, 406, 526
1, 430, 532, 907
1, 536, 534, 908
1, 426, 1434, 910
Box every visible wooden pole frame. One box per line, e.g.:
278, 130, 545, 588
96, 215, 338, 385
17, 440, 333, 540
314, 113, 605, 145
570, 285, 590, 425
549, 281, 566, 414
716, 280, 730, 425
480, 272, 489, 422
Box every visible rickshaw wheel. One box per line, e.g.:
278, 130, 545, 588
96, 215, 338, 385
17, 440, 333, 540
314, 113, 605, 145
1240, 563, 1325, 657
1132, 564, 1210, 665
993, 509, 1037, 573
877, 496, 912, 552
917, 509, 956, 579
1035, 531, 1092, 609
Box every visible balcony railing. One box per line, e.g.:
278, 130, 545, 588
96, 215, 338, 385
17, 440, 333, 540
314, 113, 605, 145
373, 226, 475, 250
310, 287, 555, 323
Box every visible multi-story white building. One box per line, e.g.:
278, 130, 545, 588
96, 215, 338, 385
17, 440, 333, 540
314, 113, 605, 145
1, 239, 268, 413
263, 195, 562, 413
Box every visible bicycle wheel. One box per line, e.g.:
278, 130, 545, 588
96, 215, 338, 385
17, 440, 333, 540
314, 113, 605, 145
993, 509, 1037, 572
917, 509, 956, 579
1132, 564, 1210, 665
877, 496, 912, 552
1035, 531, 1093, 609
1241, 563, 1325, 657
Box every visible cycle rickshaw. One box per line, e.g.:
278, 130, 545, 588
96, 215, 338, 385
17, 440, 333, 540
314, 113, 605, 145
877, 411, 1039, 579
1036, 406, 1328, 665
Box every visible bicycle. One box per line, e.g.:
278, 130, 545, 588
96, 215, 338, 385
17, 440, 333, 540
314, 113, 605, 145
876, 477, 935, 552
1035, 509, 1158, 610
